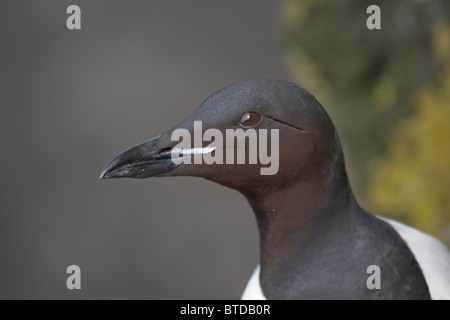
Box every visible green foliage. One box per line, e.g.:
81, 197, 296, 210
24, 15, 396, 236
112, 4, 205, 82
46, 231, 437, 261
281, 0, 450, 244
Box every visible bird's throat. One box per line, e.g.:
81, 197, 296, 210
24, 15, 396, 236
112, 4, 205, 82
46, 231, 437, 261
245, 164, 355, 293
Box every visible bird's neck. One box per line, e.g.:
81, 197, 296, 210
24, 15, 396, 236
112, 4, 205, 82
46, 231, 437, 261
245, 163, 357, 282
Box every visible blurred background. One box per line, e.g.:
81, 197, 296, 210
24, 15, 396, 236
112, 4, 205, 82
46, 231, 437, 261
0, 0, 448, 299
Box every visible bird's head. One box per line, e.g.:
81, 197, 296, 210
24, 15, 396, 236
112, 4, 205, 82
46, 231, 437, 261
100, 80, 343, 196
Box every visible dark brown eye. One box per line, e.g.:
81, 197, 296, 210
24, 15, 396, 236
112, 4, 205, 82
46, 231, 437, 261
239, 112, 261, 127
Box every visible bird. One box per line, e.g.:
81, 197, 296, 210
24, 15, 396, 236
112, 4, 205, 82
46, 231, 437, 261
100, 79, 450, 299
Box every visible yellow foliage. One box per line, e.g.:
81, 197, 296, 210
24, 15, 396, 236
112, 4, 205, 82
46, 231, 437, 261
368, 23, 450, 241
432, 21, 450, 63
373, 76, 397, 110
280, 0, 324, 29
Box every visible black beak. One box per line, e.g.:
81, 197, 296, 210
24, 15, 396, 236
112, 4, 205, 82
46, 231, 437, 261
99, 135, 178, 179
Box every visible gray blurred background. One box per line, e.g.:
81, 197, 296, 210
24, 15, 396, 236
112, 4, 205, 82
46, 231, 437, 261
0, 0, 287, 299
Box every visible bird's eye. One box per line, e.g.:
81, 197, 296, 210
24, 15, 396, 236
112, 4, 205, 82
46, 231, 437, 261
239, 112, 261, 127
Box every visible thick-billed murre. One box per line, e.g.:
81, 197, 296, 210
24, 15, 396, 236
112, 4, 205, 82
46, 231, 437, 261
100, 80, 450, 299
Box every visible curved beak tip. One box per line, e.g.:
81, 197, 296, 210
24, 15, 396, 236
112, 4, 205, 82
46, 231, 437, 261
98, 169, 108, 180
98, 162, 116, 180
98, 137, 179, 180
